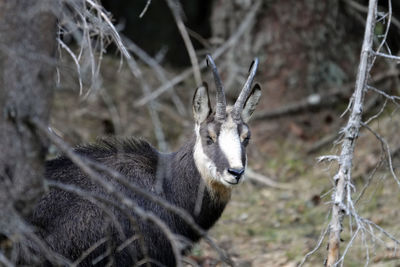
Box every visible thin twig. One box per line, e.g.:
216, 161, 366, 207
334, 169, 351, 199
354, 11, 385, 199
361, 217, 400, 247
47, 181, 157, 267
370, 0, 392, 68
298, 225, 329, 267
71, 237, 108, 267
124, 55, 169, 151
57, 37, 83, 95
354, 157, 384, 204
139, 0, 152, 18
363, 98, 388, 125
361, 122, 400, 188
335, 227, 361, 266
85, 0, 130, 59
122, 36, 186, 116
45, 167, 183, 266
343, 0, 400, 30
374, 51, 400, 62
19, 228, 73, 266
367, 85, 400, 106
58, 0, 130, 96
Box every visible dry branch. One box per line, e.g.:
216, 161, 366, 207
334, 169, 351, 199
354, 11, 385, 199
57, 0, 130, 96
34, 119, 184, 266
344, 0, 400, 31
0, 250, 13, 267
46, 181, 151, 266
122, 37, 187, 116
124, 49, 169, 152
165, 0, 202, 86
325, 0, 377, 265
139, 0, 152, 18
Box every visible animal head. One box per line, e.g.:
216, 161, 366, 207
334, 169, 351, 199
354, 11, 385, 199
193, 55, 261, 189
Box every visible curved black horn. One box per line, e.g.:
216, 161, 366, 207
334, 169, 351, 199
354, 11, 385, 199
233, 58, 259, 119
206, 54, 226, 121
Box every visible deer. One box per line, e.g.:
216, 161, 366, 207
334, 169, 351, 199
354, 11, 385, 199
28, 55, 261, 266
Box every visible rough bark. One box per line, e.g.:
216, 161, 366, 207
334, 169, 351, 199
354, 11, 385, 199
0, 0, 57, 229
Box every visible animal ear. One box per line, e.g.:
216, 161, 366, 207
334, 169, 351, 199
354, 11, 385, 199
193, 82, 211, 124
242, 83, 261, 122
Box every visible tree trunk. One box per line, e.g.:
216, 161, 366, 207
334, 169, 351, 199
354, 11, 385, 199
0, 0, 57, 232
210, 0, 365, 142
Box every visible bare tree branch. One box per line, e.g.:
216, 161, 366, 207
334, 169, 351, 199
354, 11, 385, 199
361, 122, 400, 188
299, 225, 329, 267
0, 250, 14, 267
165, 0, 202, 86
124, 51, 169, 151
34, 127, 183, 266
122, 36, 187, 116
32, 118, 234, 265
343, 0, 400, 31
139, 0, 152, 18
46, 181, 151, 266
57, 0, 130, 96
374, 51, 400, 61
325, 0, 377, 265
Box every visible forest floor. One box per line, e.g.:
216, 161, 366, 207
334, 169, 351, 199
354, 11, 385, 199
52, 56, 400, 267
193, 126, 400, 267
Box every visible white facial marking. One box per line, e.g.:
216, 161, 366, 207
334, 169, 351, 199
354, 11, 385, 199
218, 119, 243, 170
193, 108, 248, 188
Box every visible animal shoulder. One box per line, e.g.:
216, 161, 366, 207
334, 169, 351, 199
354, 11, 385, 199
76, 137, 157, 157
46, 137, 159, 174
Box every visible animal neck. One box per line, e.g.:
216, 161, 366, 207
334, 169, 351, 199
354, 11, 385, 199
165, 137, 231, 230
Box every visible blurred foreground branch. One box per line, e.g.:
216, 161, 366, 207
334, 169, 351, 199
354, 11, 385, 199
33, 118, 233, 266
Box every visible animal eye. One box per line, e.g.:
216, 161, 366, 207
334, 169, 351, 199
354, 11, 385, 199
242, 136, 250, 146
206, 136, 214, 145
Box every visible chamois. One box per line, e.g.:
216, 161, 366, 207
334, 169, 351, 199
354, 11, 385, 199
28, 55, 261, 266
